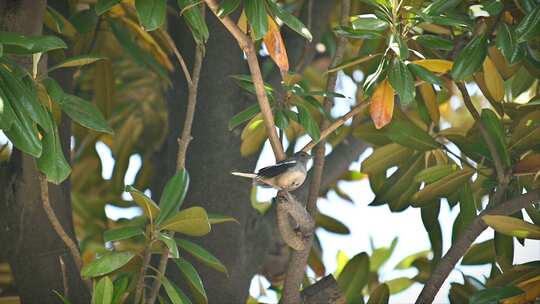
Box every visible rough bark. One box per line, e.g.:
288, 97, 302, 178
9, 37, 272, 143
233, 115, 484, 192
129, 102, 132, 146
0, 1, 90, 303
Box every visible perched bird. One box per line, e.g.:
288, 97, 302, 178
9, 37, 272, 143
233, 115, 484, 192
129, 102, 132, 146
231, 151, 312, 191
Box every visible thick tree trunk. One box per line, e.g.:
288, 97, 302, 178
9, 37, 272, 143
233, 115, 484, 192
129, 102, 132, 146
0, 1, 90, 303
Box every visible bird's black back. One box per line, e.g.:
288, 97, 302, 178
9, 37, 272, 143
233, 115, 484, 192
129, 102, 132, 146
257, 161, 296, 178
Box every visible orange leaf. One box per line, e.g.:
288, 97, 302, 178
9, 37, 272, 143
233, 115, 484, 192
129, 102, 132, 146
412, 59, 453, 73
263, 17, 289, 73
514, 153, 540, 175
370, 79, 395, 129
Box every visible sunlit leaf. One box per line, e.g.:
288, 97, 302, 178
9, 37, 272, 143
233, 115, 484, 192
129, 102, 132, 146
265, 0, 312, 41
174, 257, 207, 304
483, 215, 540, 239
263, 17, 289, 73
104, 226, 144, 242
370, 79, 394, 129
337, 252, 370, 304
411, 59, 453, 73
160, 207, 211, 236
451, 34, 488, 80
81, 252, 135, 278
92, 276, 113, 304
156, 169, 190, 224
126, 185, 160, 220
176, 238, 228, 274
245, 0, 268, 40
135, 0, 166, 31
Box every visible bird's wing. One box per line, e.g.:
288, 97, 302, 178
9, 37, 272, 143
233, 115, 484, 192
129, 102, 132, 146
257, 160, 296, 178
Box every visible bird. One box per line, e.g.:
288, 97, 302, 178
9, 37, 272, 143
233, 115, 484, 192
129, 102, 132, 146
231, 151, 312, 191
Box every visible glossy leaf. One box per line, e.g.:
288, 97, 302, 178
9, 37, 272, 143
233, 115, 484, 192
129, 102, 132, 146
174, 257, 207, 304
388, 60, 415, 104
451, 34, 488, 80
265, 0, 312, 41
480, 109, 510, 166
418, 83, 440, 124
515, 5, 540, 42
496, 23, 521, 64
176, 238, 228, 274
178, 0, 209, 44
482, 57, 505, 102
334, 26, 384, 40
414, 164, 459, 184
470, 286, 524, 304
351, 16, 388, 31
412, 59, 453, 73
162, 276, 191, 304
263, 17, 289, 73
156, 169, 190, 225
158, 233, 180, 259
207, 213, 239, 225
337, 252, 370, 304
81, 252, 135, 278
160, 207, 211, 236
126, 185, 160, 220
414, 34, 453, 50
95, 0, 122, 15
0, 84, 15, 130
297, 104, 320, 141
408, 63, 444, 86
370, 79, 394, 129
92, 276, 113, 304
462, 240, 495, 265
483, 215, 540, 239
384, 115, 440, 151
245, 0, 268, 40
412, 168, 474, 206
37, 114, 71, 184
316, 212, 350, 235
103, 226, 144, 242
49, 55, 105, 72
135, 0, 166, 31
57, 94, 113, 134
217, 0, 241, 17
0, 31, 66, 54
229, 103, 261, 130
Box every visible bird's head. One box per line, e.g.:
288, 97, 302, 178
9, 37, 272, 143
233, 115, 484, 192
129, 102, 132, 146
294, 151, 313, 163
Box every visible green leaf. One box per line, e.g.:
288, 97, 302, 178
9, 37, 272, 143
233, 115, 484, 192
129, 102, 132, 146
297, 104, 320, 141
411, 168, 474, 207
217, 0, 241, 17
245, 0, 268, 40
110, 22, 169, 80
394, 250, 431, 269
385, 277, 414, 294
388, 34, 409, 59
92, 276, 113, 304
462, 239, 495, 265
265, 0, 312, 41
174, 257, 207, 304
383, 115, 440, 151
367, 283, 389, 304
52, 290, 72, 304
414, 34, 453, 51
49, 55, 105, 71
0, 82, 16, 130
230, 74, 274, 99
126, 185, 160, 220
69, 9, 98, 34
337, 252, 370, 304
414, 164, 459, 184
0, 31, 66, 54
496, 23, 522, 64
361, 143, 413, 174
156, 169, 190, 225
423, 0, 462, 14
316, 212, 350, 235
351, 16, 388, 31
483, 215, 540, 239
37, 113, 71, 184
452, 183, 477, 243
135, 0, 166, 31
176, 238, 228, 274
480, 109, 511, 167
470, 286, 524, 304
515, 5, 540, 42
96, 0, 122, 15
370, 238, 398, 272
421, 204, 442, 264
178, 0, 209, 44
57, 94, 113, 134
111, 275, 130, 304
388, 60, 415, 104
41, 77, 64, 101
229, 103, 260, 130
207, 213, 239, 225
0, 64, 52, 133
333, 26, 384, 39
160, 207, 211, 236
103, 226, 144, 242
81, 252, 135, 278
158, 233, 180, 259
408, 63, 444, 86
162, 276, 191, 304
451, 34, 488, 80
274, 109, 289, 130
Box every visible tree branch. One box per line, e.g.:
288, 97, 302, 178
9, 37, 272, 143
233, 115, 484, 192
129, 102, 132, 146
281, 1, 350, 303
147, 33, 206, 304
301, 275, 346, 304
204, 0, 285, 161
456, 82, 507, 185
276, 191, 315, 251
415, 188, 540, 304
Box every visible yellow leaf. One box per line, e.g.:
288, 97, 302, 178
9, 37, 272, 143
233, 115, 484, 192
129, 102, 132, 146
482, 215, 540, 239
263, 17, 289, 73
240, 122, 267, 156
93, 60, 115, 118
238, 10, 248, 34
419, 23, 451, 35
160, 207, 211, 236
502, 275, 540, 304
482, 57, 505, 102
419, 83, 439, 124
127, 186, 160, 220
412, 59, 453, 73
488, 46, 520, 80
370, 79, 395, 129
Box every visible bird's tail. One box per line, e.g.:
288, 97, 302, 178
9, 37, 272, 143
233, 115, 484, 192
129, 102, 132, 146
231, 171, 257, 179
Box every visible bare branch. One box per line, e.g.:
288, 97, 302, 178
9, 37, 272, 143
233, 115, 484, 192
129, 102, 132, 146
204, 0, 286, 161
415, 188, 540, 304
282, 1, 351, 303
302, 275, 346, 304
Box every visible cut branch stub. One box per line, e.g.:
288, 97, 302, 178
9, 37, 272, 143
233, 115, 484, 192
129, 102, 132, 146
276, 191, 315, 251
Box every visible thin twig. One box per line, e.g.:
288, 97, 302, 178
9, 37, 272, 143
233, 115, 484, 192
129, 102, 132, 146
59, 256, 69, 298
456, 82, 507, 185
301, 102, 368, 152
204, 0, 286, 161
281, 1, 350, 303
147, 23, 206, 304
133, 244, 152, 304
415, 188, 540, 304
